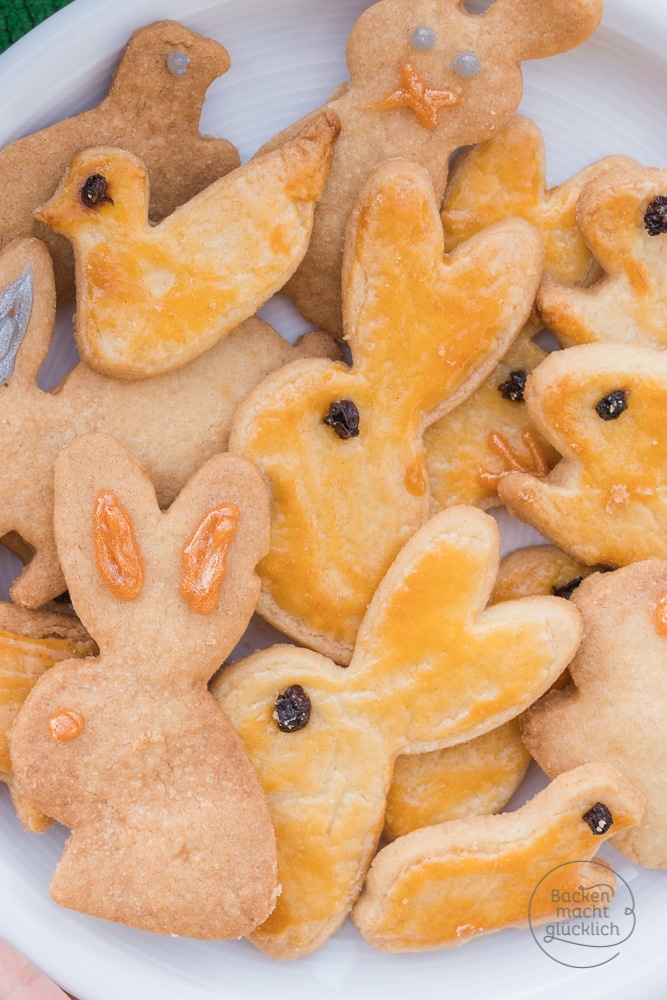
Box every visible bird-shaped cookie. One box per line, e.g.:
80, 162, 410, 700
35, 111, 340, 378
0, 21, 241, 304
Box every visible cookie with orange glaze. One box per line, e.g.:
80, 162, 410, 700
523, 561, 667, 867
229, 159, 544, 662
353, 764, 644, 953
35, 111, 340, 378
537, 163, 667, 349
498, 342, 667, 566
10, 433, 278, 939
256, 0, 603, 336
212, 504, 581, 958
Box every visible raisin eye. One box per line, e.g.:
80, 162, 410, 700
274, 685, 311, 733
323, 399, 360, 439
595, 389, 628, 421
583, 802, 613, 835
644, 196, 667, 236
498, 370, 527, 402
552, 577, 584, 600
80, 174, 113, 209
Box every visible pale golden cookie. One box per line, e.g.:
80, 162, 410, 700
10, 433, 278, 938
0, 237, 337, 609
213, 505, 582, 958
0, 21, 240, 304
229, 159, 544, 662
353, 764, 644, 952
36, 111, 340, 377
498, 342, 667, 566
523, 561, 667, 867
491, 544, 602, 603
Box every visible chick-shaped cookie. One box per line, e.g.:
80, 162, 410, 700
229, 159, 544, 662
9, 433, 279, 939
498, 342, 667, 566
212, 505, 582, 958
537, 163, 667, 349
35, 111, 340, 378
353, 764, 644, 952
523, 561, 667, 868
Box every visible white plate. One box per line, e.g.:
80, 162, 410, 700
1, 1, 667, 997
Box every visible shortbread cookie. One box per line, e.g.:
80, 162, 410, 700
353, 764, 644, 952
229, 160, 544, 662
256, 0, 603, 335
522, 561, 667, 867
212, 504, 582, 958
498, 342, 667, 566
0, 21, 240, 304
491, 544, 602, 603
10, 433, 278, 938
0, 237, 337, 608
36, 111, 340, 377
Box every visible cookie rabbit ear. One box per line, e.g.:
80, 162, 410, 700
0, 238, 55, 390
485, 0, 603, 62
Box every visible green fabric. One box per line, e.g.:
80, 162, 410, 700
0, 0, 75, 53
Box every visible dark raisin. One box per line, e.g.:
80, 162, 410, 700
498, 370, 527, 402
583, 802, 613, 836
80, 174, 113, 209
644, 196, 667, 236
595, 389, 628, 421
274, 685, 311, 732
323, 399, 360, 439
552, 576, 584, 600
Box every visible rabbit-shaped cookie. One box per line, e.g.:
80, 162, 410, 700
256, 0, 603, 335
9, 433, 278, 938
0, 237, 336, 609
229, 159, 544, 662
212, 504, 582, 958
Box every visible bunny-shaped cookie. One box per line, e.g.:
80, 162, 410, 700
212, 504, 582, 958
0, 237, 336, 609
257, 0, 603, 335
9, 433, 278, 938
229, 159, 544, 662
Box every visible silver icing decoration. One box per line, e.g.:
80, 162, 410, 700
0, 264, 33, 384
410, 26, 436, 51
167, 51, 191, 77
452, 52, 481, 78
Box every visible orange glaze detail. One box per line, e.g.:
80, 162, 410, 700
93, 491, 144, 601
180, 502, 240, 615
369, 63, 460, 130
48, 708, 85, 742
655, 593, 667, 637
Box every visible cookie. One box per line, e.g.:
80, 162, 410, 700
212, 504, 582, 958
36, 111, 340, 378
491, 543, 603, 603
498, 342, 667, 566
256, 0, 603, 336
9, 432, 278, 938
229, 159, 544, 662
0, 21, 240, 305
353, 764, 644, 952
522, 560, 667, 867
0, 237, 337, 609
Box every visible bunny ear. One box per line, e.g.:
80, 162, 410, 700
484, 0, 603, 61
0, 238, 55, 391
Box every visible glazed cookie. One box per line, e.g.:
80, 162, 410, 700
36, 111, 340, 378
9, 433, 278, 938
498, 342, 667, 566
229, 159, 544, 662
522, 561, 667, 868
538, 163, 667, 349
353, 764, 644, 952
256, 0, 603, 336
491, 543, 602, 603
0, 21, 240, 304
212, 504, 582, 958
0, 237, 337, 609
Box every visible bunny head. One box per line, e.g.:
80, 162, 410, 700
229, 159, 543, 662
9, 432, 278, 939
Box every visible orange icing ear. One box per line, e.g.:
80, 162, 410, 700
180, 503, 239, 615
93, 491, 144, 600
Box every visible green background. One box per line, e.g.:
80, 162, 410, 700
0, 0, 75, 52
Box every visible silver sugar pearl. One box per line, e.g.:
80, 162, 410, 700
167, 51, 191, 77
452, 52, 481, 78
410, 26, 436, 51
